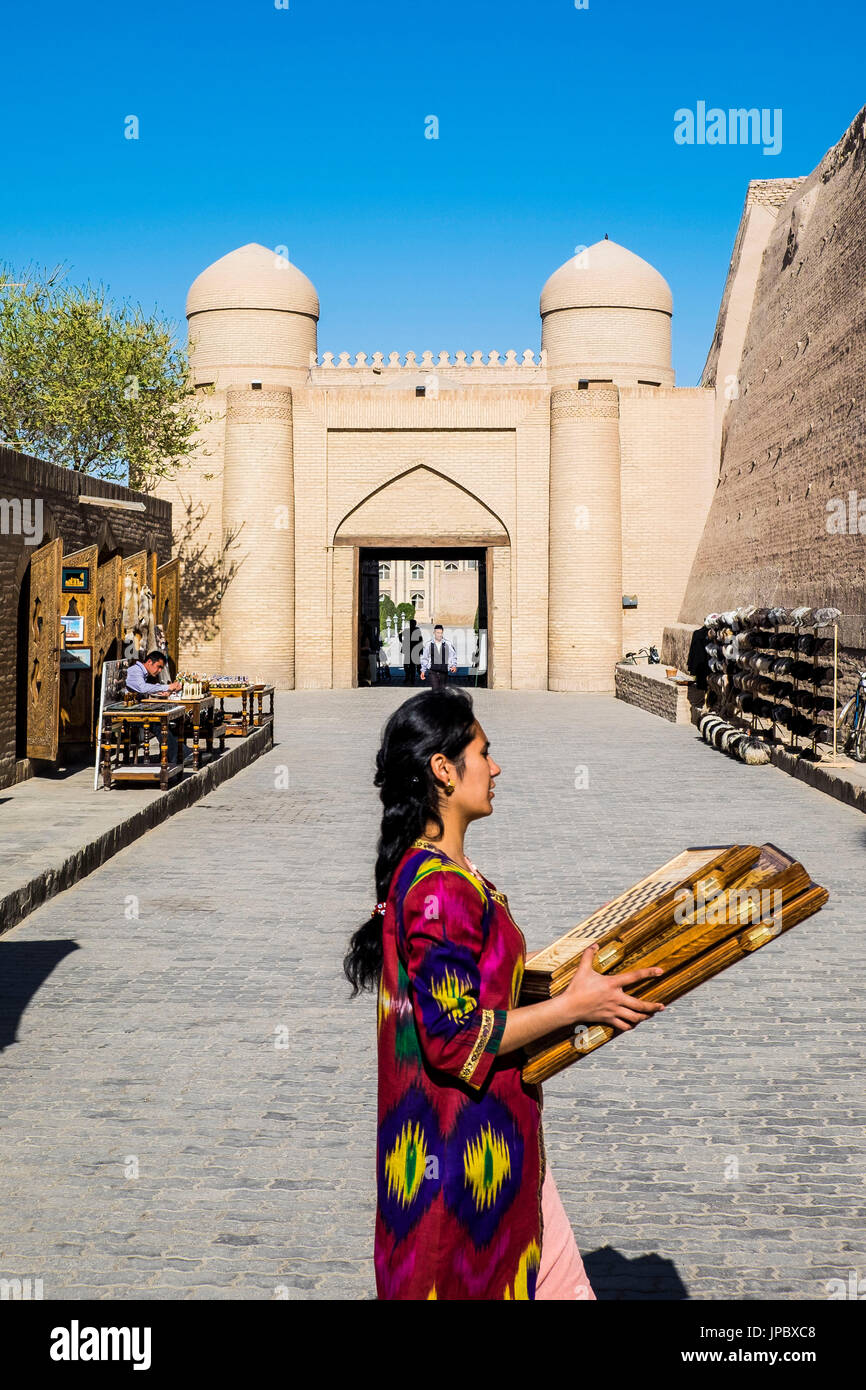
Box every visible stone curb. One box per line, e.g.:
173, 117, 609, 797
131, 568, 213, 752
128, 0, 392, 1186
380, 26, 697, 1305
635, 681, 866, 815
769, 745, 866, 815
0, 724, 274, 938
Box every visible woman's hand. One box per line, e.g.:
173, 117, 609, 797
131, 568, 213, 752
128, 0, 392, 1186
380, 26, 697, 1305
498, 944, 666, 1056
558, 944, 666, 1032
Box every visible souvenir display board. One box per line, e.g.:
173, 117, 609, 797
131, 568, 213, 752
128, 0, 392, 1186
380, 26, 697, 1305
120, 551, 148, 659
59, 546, 98, 745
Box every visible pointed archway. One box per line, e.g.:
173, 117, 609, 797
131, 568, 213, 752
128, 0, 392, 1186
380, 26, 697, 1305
331, 465, 511, 689
333, 463, 510, 547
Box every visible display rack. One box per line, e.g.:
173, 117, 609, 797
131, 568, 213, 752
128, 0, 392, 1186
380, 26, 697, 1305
703, 609, 841, 763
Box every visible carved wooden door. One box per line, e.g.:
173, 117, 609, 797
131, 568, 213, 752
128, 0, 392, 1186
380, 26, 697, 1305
156, 557, 180, 672
94, 555, 122, 678
26, 538, 63, 760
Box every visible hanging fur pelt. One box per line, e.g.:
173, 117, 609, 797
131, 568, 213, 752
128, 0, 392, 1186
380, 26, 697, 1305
137, 586, 156, 656
121, 573, 140, 655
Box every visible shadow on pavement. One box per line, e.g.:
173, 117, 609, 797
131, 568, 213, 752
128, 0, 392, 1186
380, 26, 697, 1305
0, 940, 80, 1051
584, 1246, 689, 1300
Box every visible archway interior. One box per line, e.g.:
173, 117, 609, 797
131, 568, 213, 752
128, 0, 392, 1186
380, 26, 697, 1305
358, 546, 488, 689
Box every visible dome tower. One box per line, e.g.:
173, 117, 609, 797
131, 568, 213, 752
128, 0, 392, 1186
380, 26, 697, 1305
542, 238, 674, 690
541, 237, 673, 385
185, 243, 319, 687
186, 242, 319, 385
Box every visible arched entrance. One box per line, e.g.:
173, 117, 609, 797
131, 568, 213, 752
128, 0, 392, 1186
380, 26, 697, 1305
331, 463, 511, 690
358, 546, 488, 689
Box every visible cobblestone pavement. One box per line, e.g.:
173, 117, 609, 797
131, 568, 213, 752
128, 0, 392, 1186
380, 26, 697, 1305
1, 689, 864, 1300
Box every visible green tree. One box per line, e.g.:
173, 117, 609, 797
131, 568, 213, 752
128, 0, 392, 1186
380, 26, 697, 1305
379, 593, 397, 629
0, 263, 202, 491
396, 600, 415, 626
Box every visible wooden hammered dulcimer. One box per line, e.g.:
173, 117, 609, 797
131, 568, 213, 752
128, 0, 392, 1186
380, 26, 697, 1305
519, 843, 829, 1084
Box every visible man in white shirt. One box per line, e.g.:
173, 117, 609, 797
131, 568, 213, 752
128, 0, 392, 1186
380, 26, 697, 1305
419, 623, 458, 691
125, 650, 184, 763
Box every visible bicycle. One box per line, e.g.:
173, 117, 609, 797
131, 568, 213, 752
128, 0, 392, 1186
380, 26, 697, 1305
621, 645, 660, 666
837, 669, 866, 761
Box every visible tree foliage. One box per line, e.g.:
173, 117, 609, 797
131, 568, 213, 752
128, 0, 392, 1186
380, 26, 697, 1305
0, 263, 202, 491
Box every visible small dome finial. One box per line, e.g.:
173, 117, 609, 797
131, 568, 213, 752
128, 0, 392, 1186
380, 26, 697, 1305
604, 232, 609, 239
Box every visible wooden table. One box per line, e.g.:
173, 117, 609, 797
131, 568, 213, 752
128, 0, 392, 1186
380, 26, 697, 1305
251, 684, 275, 728
170, 695, 226, 769
100, 702, 186, 791
210, 685, 255, 737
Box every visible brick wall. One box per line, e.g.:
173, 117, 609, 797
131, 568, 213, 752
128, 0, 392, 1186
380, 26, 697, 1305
548, 386, 622, 690
187, 308, 315, 384
221, 386, 295, 687
680, 106, 866, 626
154, 386, 227, 674
619, 387, 716, 656
542, 305, 672, 380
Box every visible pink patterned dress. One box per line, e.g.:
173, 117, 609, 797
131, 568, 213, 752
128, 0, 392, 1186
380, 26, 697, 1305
374, 836, 546, 1299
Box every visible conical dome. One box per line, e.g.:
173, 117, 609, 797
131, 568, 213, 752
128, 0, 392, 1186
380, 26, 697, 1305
540, 238, 673, 377
187, 243, 319, 319
540, 238, 672, 317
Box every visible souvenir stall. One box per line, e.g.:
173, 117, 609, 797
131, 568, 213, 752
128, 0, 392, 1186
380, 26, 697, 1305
698, 605, 841, 765
95, 662, 228, 791
26, 540, 181, 769
177, 675, 275, 738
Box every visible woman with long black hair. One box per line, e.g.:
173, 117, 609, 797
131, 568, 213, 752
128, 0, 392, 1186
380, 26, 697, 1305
345, 687, 664, 1300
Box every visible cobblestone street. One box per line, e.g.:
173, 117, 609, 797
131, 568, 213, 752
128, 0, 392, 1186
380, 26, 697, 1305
1, 689, 864, 1300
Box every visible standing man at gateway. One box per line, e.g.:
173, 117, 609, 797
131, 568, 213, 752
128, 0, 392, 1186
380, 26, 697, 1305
419, 623, 458, 691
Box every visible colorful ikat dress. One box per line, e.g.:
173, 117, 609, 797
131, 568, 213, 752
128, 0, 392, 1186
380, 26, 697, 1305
375, 837, 545, 1299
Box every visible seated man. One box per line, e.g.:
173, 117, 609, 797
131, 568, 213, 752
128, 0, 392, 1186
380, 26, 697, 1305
125, 650, 185, 764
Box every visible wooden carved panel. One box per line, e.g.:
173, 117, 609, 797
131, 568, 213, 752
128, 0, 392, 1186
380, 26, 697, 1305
121, 550, 147, 659
59, 544, 97, 745
62, 544, 97, 648
94, 555, 122, 677
26, 538, 63, 761
156, 557, 180, 672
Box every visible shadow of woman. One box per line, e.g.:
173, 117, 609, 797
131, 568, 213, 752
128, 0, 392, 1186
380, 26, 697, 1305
0, 939, 80, 1052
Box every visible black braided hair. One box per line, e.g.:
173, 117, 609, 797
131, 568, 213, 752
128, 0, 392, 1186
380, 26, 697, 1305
343, 687, 479, 997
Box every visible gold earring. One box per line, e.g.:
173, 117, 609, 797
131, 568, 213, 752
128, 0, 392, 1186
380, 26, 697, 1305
446, 778, 454, 794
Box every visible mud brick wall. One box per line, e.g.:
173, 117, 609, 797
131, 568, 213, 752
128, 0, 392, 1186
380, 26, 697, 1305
0, 445, 172, 788
680, 107, 866, 626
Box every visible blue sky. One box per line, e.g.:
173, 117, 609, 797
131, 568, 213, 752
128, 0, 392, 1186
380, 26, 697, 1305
3, 0, 863, 384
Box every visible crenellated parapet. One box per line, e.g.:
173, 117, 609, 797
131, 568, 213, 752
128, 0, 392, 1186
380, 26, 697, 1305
312, 348, 546, 369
